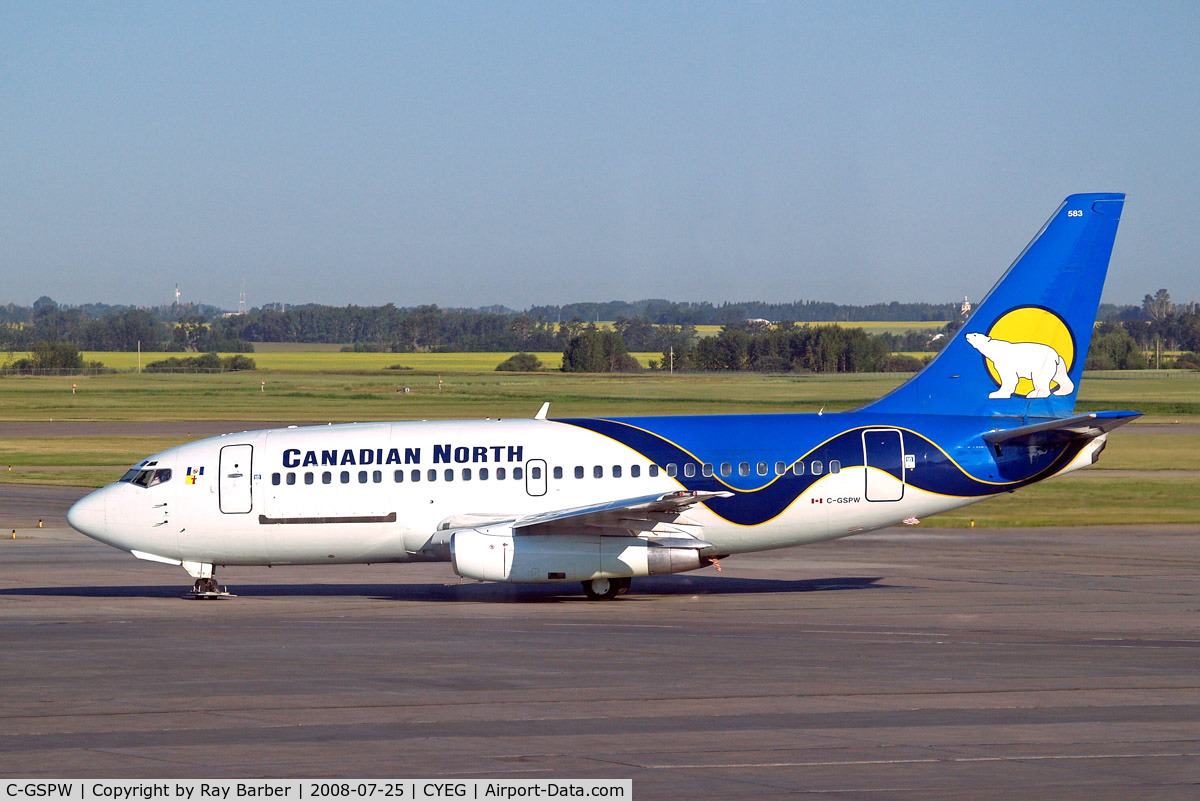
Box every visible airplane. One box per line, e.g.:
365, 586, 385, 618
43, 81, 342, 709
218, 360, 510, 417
67, 192, 1136, 600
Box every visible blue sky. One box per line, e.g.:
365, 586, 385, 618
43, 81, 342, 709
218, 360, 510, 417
2, 1, 1197, 310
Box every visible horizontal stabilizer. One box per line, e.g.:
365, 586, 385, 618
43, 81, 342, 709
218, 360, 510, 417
982, 410, 1141, 447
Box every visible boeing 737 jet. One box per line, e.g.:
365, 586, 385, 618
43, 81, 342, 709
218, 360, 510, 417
68, 193, 1135, 599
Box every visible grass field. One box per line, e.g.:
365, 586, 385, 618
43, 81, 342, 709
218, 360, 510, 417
922, 474, 1200, 527
3, 367, 1198, 526
6, 368, 1198, 423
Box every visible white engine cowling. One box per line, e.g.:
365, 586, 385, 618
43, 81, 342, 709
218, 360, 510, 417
450, 526, 707, 583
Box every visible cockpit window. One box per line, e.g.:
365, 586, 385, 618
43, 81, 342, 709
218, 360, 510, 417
119, 461, 150, 482
130, 468, 172, 488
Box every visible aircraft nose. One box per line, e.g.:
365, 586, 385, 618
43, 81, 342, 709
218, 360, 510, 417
66, 490, 107, 539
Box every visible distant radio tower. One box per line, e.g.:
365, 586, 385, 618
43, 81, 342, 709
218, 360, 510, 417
174, 283, 181, 306
238, 279, 247, 314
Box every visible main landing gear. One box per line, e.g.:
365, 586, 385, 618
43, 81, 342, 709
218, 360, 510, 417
581, 576, 632, 601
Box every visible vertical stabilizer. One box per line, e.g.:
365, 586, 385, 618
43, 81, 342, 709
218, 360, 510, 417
858, 193, 1125, 418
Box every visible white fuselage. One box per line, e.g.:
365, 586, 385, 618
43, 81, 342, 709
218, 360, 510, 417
66, 417, 1104, 574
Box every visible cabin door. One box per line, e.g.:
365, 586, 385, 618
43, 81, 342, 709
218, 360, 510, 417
862, 429, 905, 502
219, 444, 254, 513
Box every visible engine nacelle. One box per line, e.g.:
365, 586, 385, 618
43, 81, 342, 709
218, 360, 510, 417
450, 526, 708, 583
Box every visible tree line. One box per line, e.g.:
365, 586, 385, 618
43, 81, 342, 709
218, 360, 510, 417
4, 290, 1198, 373
1, 299, 252, 353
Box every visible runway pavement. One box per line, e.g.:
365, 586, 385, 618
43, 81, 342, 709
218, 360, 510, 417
1, 518, 1197, 799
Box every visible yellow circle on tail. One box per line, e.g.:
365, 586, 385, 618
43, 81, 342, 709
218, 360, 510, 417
983, 308, 1075, 397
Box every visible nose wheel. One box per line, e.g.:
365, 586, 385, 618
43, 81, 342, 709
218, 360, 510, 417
186, 568, 236, 600
582, 577, 631, 600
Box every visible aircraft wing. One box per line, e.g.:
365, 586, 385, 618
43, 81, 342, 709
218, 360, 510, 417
435, 490, 731, 544
513, 489, 732, 532
982, 410, 1142, 447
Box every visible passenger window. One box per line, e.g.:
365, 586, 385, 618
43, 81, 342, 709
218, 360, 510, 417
683, 463, 695, 478
394, 470, 403, 483
793, 462, 805, 476
373, 470, 382, 483
411, 469, 421, 482
738, 462, 750, 476
463, 468, 472, 481
497, 467, 506, 480
701, 463, 713, 477
358, 471, 368, 484
444, 468, 454, 481
322, 471, 332, 484
286, 473, 296, 486
427, 469, 437, 482
830, 461, 841, 474
775, 462, 786, 475
631, 465, 641, 478
479, 467, 489, 480
666, 464, 678, 477
575, 466, 584, 479
271, 473, 281, 486
811, 461, 823, 476
513, 467, 523, 479
553, 466, 563, 479
340, 471, 350, 484
531, 466, 541, 479
649, 464, 659, 477
720, 463, 731, 477
757, 462, 768, 476
594, 465, 603, 479
612, 465, 622, 478
304, 472, 314, 485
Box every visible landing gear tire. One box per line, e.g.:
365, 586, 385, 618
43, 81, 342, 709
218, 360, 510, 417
615, 577, 632, 596
187, 574, 235, 599
194, 577, 219, 594
582, 577, 622, 600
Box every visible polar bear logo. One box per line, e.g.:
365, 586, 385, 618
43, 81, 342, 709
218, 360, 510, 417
965, 332, 1074, 399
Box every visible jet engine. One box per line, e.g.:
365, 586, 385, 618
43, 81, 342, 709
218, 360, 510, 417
450, 526, 711, 583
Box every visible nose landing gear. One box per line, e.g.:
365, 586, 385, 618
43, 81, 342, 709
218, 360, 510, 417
184, 561, 236, 599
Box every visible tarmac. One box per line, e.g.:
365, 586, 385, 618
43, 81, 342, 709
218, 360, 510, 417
1, 485, 1198, 799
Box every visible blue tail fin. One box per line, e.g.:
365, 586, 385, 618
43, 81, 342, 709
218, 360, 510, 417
859, 193, 1125, 418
